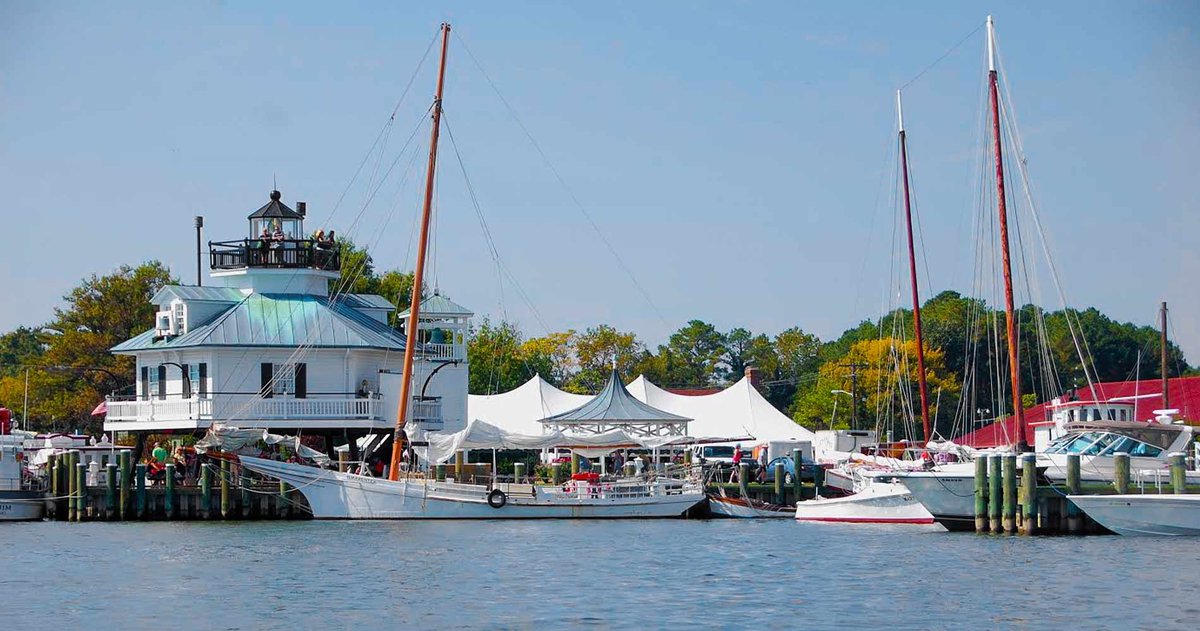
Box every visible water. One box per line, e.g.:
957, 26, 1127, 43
4, 519, 1198, 629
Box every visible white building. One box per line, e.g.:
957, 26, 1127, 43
103, 190, 471, 456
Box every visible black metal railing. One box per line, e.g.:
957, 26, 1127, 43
209, 239, 341, 271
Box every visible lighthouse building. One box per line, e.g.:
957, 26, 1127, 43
103, 191, 471, 452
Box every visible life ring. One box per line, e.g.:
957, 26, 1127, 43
487, 489, 507, 509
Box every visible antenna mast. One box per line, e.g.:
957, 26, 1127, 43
897, 90, 932, 443
986, 16, 1027, 451
389, 23, 451, 481
1161, 301, 1169, 410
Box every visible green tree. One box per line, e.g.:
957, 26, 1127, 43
664, 320, 725, 387
467, 319, 529, 395
567, 325, 644, 393
0, 327, 45, 377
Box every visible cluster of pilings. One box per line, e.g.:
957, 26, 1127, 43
702, 449, 822, 506
44, 451, 309, 521
973, 451, 1193, 535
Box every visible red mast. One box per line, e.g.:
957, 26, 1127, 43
987, 16, 1027, 451
897, 90, 932, 443
389, 23, 451, 480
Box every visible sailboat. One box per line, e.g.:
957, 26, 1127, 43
793, 85, 942, 526
888, 17, 1196, 530
239, 23, 705, 519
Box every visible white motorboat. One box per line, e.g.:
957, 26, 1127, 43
894, 420, 1197, 531
241, 456, 704, 519
1068, 494, 1200, 536
0, 434, 44, 521
794, 480, 934, 525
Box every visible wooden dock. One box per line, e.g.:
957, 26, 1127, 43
44, 451, 310, 522
973, 452, 1196, 535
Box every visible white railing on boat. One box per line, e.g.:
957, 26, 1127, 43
105, 395, 385, 424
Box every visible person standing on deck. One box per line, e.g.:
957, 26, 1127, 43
729, 443, 743, 483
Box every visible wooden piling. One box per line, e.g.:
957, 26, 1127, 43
792, 448, 803, 504
200, 463, 212, 519
135, 463, 147, 519
737, 463, 749, 499
1113, 452, 1130, 495
1002, 455, 1017, 534
105, 463, 118, 520
278, 480, 290, 519
65, 452, 77, 522
48, 458, 59, 520
514, 462, 525, 483
551, 463, 562, 485
436, 464, 446, 481
455, 450, 464, 481
338, 450, 349, 473
774, 462, 785, 505
1066, 454, 1081, 533
974, 456, 988, 532
75, 462, 86, 522
119, 451, 130, 520
242, 471, 253, 518
165, 464, 176, 518
683, 449, 692, 466
219, 459, 231, 518
1169, 452, 1187, 494
571, 453, 580, 476
1020, 453, 1036, 535
988, 455, 1002, 534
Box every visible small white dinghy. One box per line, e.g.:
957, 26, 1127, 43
794, 481, 934, 525
1068, 494, 1200, 536
706, 491, 793, 519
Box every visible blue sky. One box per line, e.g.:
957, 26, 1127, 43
2, 1, 1198, 365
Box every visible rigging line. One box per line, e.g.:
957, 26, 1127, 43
899, 20, 986, 90
442, 113, 553, 335
452, 30, 669, 326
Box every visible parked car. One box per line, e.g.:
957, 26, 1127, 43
758, 456, 819, 484
691, 445, 752, 465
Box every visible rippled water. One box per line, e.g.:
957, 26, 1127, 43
4, 519, 1198, 629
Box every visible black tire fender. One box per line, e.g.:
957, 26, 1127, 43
487, 489, 507, 509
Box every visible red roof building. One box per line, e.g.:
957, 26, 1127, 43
958, 375, 1200, 448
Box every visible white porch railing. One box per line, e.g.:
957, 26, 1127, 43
423, 343, 464, 361
105, 395, 384, 424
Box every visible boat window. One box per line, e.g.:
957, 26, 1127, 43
703, 447, 735, 458
1067, 410, 1075, 422
1081, 433, 1120, 455
1091, 409, 1101, 421
1058, 432, 1103, 454
1106, 409, 1116, 421
1119, 409, 1128, 422
1098, 436, 1136, 456
1127, 440, 1163, 458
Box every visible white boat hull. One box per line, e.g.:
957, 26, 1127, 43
886, 470, 977, 531
1068, 494, 1200, 536
0, 491, 45, 521
794, 482, 934, 525
241, 457, 704, 519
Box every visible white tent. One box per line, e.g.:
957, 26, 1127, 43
422, 419, 690, 464
467, 374, 814, 446
468, 375, 590, 435
626, 376, 815, 445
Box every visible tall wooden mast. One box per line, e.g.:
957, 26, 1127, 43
1161, 301, 1169, 410
389, 23, 451, 481
897, 89, 932, 443
986, 16, 1027, 451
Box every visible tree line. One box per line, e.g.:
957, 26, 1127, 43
0, 245, 1192, 437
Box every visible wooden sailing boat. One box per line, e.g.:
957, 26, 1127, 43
239, 23, 705, 519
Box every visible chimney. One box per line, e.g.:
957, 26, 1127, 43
744, 365, 761, 390
296, 201, 307, 217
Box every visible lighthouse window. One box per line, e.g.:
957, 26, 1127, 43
173, 302, 187, 335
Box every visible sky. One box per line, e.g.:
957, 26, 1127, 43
2, 1, 1198, 365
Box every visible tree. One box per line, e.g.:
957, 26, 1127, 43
567, 325, 644, 393
521, 331, 576, 387
664, 320, 725, 387
467, 319, 530, 395
11, 262, 177, 432
791, 337, 958, 438
0, 327, 44, 377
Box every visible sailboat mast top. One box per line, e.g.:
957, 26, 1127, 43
389, 22, 452, 481
987, 15, 996, 72
897, 89, 932, 442
1161, 301, 1169, 410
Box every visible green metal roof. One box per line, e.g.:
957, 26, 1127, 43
112, 293, 407, 352
397, 292, 473, 318
150, 285, 247, 304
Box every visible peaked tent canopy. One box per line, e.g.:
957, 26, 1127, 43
542, 370, 691, 437
468, 375, 591, 435
626, 375, 815, 444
